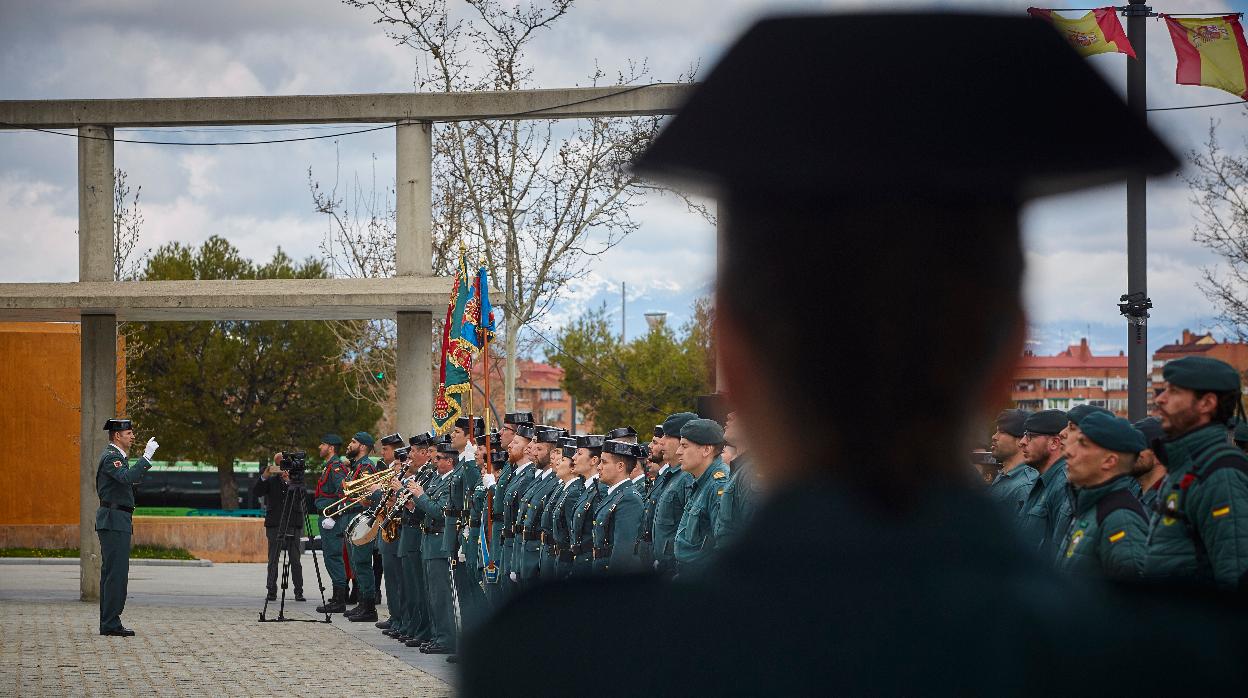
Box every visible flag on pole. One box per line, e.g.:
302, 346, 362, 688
458, 264, 495, 352
433, 250, 474, 436
1163, 14, 1248, 100
1027, 7, 1136, 59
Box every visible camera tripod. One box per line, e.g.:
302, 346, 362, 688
258, 475, 331, 624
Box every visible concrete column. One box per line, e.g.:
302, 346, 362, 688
78, 126, 114, 283
395, 120, 434, 437
79, 316, 115, 601
78, 125, 114, 602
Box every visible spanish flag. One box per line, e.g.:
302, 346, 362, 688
1164, 15, 1248, 100
1027, 8, 1136, 59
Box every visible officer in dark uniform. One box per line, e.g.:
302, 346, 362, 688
567, 433, 606, 576
550, 437, 586, 579
517, 429, 562, 584
374, 433, 407, 632
671, 419, 730, 574
342, 431, 377, 621
1016, 409, 1070, 560
714, 411, 759, 550
651, 412, 698, 577
398, 433, 439, 648
96, 418, 158, 636
1131, 417, 1167, 511
591, 439, 645, 574
635, 425, 669, 566
490, 416, 534, 605
463, 13, 1248, 695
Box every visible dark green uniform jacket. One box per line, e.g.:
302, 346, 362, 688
1017, 458, 1072, 561
591, 479, 644, 574
637, 465, 679, 561
413, 471, 453, 561
313, 455, 350, 513
569, 476, 606, 574
518, 471, 560, 579
550, 477, 585, 578
652, 468, 694, 569
95, 444, 153, 532
714, 454, 759, 550
1053, 475, 1148, 580
1143, 423, 1248, 589
674, 458, 730, 570
986, 462, 1038, 517
500, 463, 536, 577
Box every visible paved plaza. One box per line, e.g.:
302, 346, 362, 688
0, 557, 454, 696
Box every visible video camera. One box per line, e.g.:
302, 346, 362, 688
280, 451, 307, 480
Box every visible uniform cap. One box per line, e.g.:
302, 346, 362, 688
602, 440, 642, 458
353, 431, 375, 447
455, 417, 486, 437
680, 418, 725, 446
476, 431, 503, 449
514, 424, 536, 440
575, 435, 605, 450
505, 412, 535, 426
436, 442, 459, 456
606, 426, 638, 440
632, 14, 1177, 203
321, 433, 343, 446
1067, 404, 1113, 426
103, 418, 132, 432
1162, 356, 1242, 393
409, 431, 436, 447
653, 424, 664, 438
662, 412, 700, 439
1132, 417, 1164, 446
1023, 410, 1066, 436
535, 426, 565, 444
1079, 412, 1147, 455
379, 433, 404, 447
995, 409, 1029, 438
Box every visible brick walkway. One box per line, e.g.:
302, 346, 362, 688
0, 600, 451, 697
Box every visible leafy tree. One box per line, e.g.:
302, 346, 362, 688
546, 302, 712, 434
126, 236, 381, 508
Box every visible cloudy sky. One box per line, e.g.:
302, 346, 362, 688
2, 0, 1247, 356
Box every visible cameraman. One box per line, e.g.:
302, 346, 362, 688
255, 453, 306, 601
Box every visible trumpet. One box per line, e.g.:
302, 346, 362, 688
321, 494, 372, 520
342, 468, 395, 496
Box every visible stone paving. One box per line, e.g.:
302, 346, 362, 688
0, 559, 455, 697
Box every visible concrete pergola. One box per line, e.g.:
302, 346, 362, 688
0, 85, 692, 600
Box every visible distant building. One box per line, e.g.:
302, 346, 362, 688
1151, 330, 1248, 410
1012, 338, 1129, 415
470, 358, 591, 433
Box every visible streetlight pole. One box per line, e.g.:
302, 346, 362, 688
1123, 0, 1154, 421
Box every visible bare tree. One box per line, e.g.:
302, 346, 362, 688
319, 0, 688, 412
1186, 120, 1248, 341
114, 168, 147, 282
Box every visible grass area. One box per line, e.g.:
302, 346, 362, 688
0, 545, 197, 560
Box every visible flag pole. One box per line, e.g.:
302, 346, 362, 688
1124, 0, 1153, 421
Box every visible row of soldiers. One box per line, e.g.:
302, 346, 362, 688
983, 355, 1248, 587
308, 408, 758, 659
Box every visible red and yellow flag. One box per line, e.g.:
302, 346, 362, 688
1164, 15, 1248, 100
1027, 7, 1136, 59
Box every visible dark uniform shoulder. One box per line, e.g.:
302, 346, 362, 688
1095, 488, 1147, 526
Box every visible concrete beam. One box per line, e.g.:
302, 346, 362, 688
0, 85, 693, 129
395, 120, 435, 438
0, 277, 457, 322
78, 126, 113, 282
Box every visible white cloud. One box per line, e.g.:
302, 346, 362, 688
0, 175, 80, 282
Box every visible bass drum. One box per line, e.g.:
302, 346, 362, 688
347, 512, 379, 546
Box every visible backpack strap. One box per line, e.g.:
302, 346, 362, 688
1094, 487, 1147, 527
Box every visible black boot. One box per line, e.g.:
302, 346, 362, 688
348, 598, 378, 622
347, 581, 360, 604
316, 586, 347, 614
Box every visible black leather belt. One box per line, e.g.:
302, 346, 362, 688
100, 501, 134, 514
592, 545, 613, 560
469, 517, 481, 526
569, 543, 587, 556
421, 525, 444, 534
557, 550, 574, 563
491, 513, 505, 523
522, 530, 541, 542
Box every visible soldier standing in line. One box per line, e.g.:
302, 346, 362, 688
672, 419, 730, 575
651, 412, 698, 577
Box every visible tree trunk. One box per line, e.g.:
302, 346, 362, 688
218, 457, 239, 510
504, 323, 519, 412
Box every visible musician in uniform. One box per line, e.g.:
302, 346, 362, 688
374, 433, 406, 632
96, 418, 159, 637
342, 432, 378, 621
396, 433, 438, 647
406, 441, 459, 655
311, 434, 351, 614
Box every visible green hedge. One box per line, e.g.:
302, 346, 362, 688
0, 545, 196, 560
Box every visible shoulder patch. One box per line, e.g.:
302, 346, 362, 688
1107, 530, 1126, 543
113, 460, 123, 469
716, 488, 724, 496
713, 470, 727, 480
1212, 505, 1231, 519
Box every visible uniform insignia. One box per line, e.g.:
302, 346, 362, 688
712, 470, 727, 480
1212, 505, 1231, 518
1107, 530, 1126, 544
717, 488, 724, 496
1064, 529, 1085, 558
1162, 492, 1181, 526
112, 460, 123, 468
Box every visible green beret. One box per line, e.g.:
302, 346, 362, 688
995, 409, 1029, 438
1233, 418, 1248, 445
662, 412, 699, 438
1162, 356, 1241, 393
1132, 417, 1164, 446
320, 433, 343, 446
1079, 411, 1146, 455
1023, 409, 1066, 436
353, 431, 375, 447
1067, 404, 1112, 426
680, 418, 725, 446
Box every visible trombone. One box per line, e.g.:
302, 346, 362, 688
320, 469, 395, 521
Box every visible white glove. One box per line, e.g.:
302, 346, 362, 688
321, 517, 336, 530
482, 473, 496, 488
462, 441, 477, 460
509, 571, 518, 582
143, 438, 159, 460
457, 549, 467, 562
